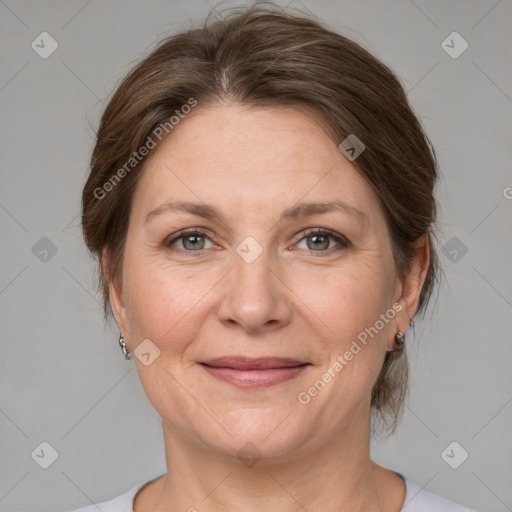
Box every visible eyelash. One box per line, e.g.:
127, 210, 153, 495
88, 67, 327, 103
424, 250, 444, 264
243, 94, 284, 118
163, 228, 351, 257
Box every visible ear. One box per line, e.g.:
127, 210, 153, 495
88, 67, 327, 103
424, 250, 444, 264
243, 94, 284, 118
102, 248, 130, 344
392, 234, 430, 335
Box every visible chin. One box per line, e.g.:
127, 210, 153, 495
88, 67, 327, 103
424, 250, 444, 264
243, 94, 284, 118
197, 407, 311, 463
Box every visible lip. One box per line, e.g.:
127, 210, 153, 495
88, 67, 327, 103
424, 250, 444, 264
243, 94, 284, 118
201, 356, 308, 370
199, 357, 311, 388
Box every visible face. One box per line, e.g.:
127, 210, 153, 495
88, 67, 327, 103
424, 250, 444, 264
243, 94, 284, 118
108, 103, 426, 461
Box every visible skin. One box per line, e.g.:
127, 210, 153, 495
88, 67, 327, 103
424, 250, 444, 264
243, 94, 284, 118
105, 103, 430, 512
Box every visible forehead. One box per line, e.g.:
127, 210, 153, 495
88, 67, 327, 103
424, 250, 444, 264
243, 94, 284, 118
149, 103, 340, 170
130, 103, 385, 229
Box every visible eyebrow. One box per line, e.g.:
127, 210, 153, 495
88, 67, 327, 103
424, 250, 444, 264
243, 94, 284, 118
144, 200, 368, 226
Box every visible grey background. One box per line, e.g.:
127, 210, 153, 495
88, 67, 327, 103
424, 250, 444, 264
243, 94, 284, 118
1, 1, 511, 511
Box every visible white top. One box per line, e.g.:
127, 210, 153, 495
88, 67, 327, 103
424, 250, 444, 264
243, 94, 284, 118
69, 473, 478, 511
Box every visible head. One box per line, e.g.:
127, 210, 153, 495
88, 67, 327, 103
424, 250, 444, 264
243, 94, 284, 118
81, 6, 440, 457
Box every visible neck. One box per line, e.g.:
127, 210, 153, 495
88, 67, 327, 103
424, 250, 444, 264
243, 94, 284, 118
135, 406, 404, 512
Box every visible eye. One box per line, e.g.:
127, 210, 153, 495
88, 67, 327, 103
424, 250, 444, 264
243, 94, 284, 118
164, 229, 215, 253
163, 227, 351, 256
294, 228, 351, 254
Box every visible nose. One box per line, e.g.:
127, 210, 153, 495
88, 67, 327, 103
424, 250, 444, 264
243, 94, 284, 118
216, 246, 293, 334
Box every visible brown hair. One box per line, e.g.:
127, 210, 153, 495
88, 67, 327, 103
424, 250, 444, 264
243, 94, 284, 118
81, 4, 441, 436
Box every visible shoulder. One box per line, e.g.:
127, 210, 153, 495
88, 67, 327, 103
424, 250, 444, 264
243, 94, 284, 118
401, 475, 478, 512
68, 481, 147, 512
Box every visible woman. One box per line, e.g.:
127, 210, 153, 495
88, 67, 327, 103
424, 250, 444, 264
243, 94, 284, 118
72, 5, 478, 512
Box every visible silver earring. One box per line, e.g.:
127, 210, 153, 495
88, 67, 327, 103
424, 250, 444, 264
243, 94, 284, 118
118, 333, 131, 360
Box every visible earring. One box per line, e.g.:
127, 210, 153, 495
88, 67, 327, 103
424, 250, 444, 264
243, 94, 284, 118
394, 330, 405, 351
118, 333, 131, 360
387, 315, 413, 353
387, 330, 406, 353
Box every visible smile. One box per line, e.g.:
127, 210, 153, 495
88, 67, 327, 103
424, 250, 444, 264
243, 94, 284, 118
199, 357, 311, 388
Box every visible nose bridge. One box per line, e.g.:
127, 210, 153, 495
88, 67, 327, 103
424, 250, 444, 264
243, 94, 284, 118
235, 238, 274, 293
216, 234, 291, 332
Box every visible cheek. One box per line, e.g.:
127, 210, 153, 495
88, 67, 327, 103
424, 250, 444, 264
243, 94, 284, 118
295, 265, 393, 423
122, 254, 214, 345
293, 257, 392, 345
